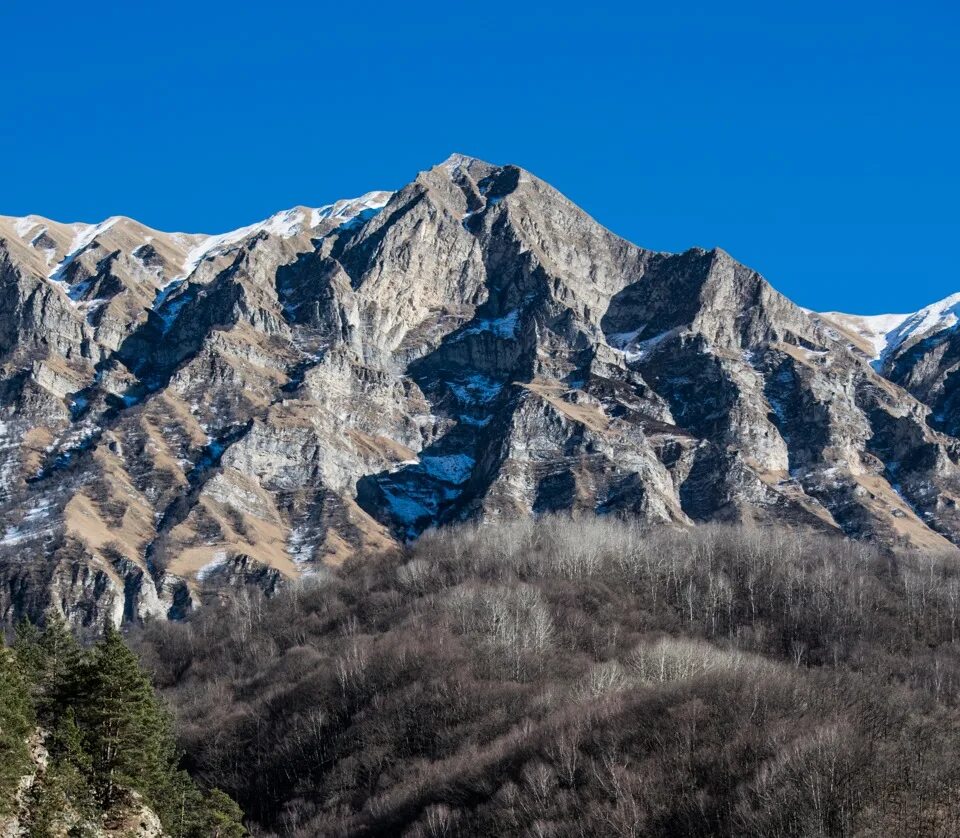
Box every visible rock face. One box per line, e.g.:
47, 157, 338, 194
1, 154, 959, 628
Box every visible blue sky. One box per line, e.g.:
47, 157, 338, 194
2, 1, 956, 313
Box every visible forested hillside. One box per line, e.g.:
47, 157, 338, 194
135, 520, 960, 837
0, 620, 244, 836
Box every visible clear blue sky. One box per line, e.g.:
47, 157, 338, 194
2, 1, 957, 313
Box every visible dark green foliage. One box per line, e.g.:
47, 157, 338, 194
185, 787, 247, 838
12, 620, 44, 685
0, 646, 35, 815
4, 617, 245, 836
76, 625, 176, 806
15, 614, 83, 716
150, 770, 246, 838
136, 520, 960, 836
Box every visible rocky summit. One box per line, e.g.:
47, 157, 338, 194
1, 154, 959, 628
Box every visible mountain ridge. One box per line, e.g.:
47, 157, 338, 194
9, 177, 957, 349
1, 154, 959, 630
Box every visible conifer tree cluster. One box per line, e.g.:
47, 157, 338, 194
0, 645, 35, 817
3, 617, 245, 837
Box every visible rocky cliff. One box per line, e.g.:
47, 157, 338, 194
1, 154, 958, 628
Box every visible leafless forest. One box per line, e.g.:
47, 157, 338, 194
135, 520, 960, 836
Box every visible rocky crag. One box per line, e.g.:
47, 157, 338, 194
1, 154, 958, 628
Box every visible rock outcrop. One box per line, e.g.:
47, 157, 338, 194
1, 154, 958, 629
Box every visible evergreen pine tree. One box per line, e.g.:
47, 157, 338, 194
52, 709, 95, 807
205, 789, 247, 838
77, 625, 174, 808
159, 776, 247, 838
12, 620, 44, 686
37, 614, 83, 689
14, 613, 84, 719
0, 644, 35, 815
201, 788, 247, 838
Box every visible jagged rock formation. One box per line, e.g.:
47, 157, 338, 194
1, 154, 959, 628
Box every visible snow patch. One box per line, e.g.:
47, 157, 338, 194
421, 453, 475, 485
85, 299, 109, 324
69, 394, 89, 418
287, 524, 318, 565
196, 551, 229, 580
458, 310, 520, 340
310, 191, 392, 227
448, 374, 504, 404
608, 326, 682, 362
0, 421, 19, 501
49, 217, 120, 282
152, 282, 192, 333
819, 293, 960, 367
1, 500, 55, 546
382, 488, 433, 525
178, 191, 392, 280
14, 217, 40, 238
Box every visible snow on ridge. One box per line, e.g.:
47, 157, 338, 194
177, 190, 393, 280
5, 188, 394, 293
820, 292, 960, 366
891, 292, 960, 345
175, 209, 309, 279
441, 153, 476, 174
14, 216, 41, 238
49, 217, 121, 282
139, 190, 392, 333
310, 190, 393, 227
815, 310, 912, 361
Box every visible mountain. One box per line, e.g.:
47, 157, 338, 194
1, 154, 959, 629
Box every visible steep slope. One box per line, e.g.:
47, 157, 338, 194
817, 296, 960, 436
0, 155, 958, 629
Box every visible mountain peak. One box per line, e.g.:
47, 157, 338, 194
437, 152, 485, 170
